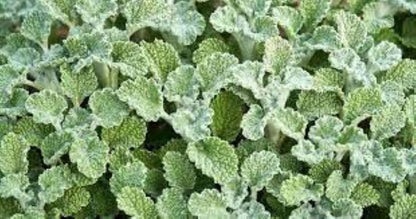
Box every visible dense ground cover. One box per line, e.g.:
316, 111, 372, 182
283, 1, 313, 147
0, 0, 415, 218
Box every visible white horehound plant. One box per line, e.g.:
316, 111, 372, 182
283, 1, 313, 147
0, 0, 415, 218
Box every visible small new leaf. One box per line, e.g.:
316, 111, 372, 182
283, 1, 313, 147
89, 88, 129, 128
116, 187, 158, 218
162, 151, 196, 191
25, 89, 68, 129
241, 151, 280, 191
187, 137, 238, 184
117, 77, 164, 122
0, 133, 30, 174
69, 137, 109, 179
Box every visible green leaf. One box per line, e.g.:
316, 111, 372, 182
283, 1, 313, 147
162, 151, 196, 191
331, 198, 363, 218
329, 48, 374, 86
87, 180, 118, 216
89, 88, 129, 128
269, 107, 307, 140
25, 89, 68, 129
381, 81, 406, 106
402, 17, 416, 48
102, 116, 147, 150
69, 165, 97, 187
0, 117, 13, 139
364, 142, 408, 183
263, 36, 292, 75
122, 0, 167, 35
291, 140, 328, 165
41, 131, 74, 165
0, 88, 29, 120
229, 61, 265, 99
193, 38, 230, 64
62, 107, 93, 130
313, 68, 344, 91
233, 201, 271, 219
299, 0, 330, 30
168, 2, 206, 45
258, 79, 288, 111
143, 169, 167, 197
306, 25, 342, 52
343, 86, 383, 124
368, 41, 402, 73
7, 47, 41, 71
60, 64, 98, 106
20, 10, 52, 48
350, 182, 380, 207
235, 0, 271, 17
210, 91, 244, 142
170, 101, 213, 142
141, 40, 180, 83
104, 28, 129, 42
282, 66, 314, 90
75, 0, 117, 27
164, 65, 199, 103
69, 137, 109, 179
110, 41, 149, 79
187, 137, 238, 184
289, 203, 331, 218
0, 133, 29, 174
309, 116, 343, 146
210, 6, 243, 34
156, 188, 189, 219
13, 117, 54, 147
39, 0, 77, 25
0, 173, 31, 206
222, 176, 248, 209
370, 104, 406, 140
116, 186, 158, 218
296, 91, 343, 120
0, 65, 22, 96
157, 139, 187, 158
389, 195, 416, 219
241, 151, 280, 191
237, 138, 274, 162
0, 198, 22, 218
117, 77, 164, 122
335, 10, 367, 51
337, 125, 368, 147
308, 159, 344, 183
109, 161, 148, 195
38, 165, 73, 204
49, 187, 90, 216
271, 6, 303, 36
279, 174, 324, 206
363, 2, 395, 34
325, 170, 357, 202
196, 52, 239, 99
108, 148, 134, 172
10, 209, 45, 219
244, 15, 279, 42
64, 32, 112, 65
188, 189, 230, 219
132, 149, 162, 170
383, 59, 416, 91
241, 105, 267, 141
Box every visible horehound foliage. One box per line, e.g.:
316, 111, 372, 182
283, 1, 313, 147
0, 0, 415, 218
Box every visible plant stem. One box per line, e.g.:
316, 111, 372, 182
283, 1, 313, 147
22, 79, 43, 90
94, 62, 118, 88
250, 188, 257, 200
234, 33, 256, 61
